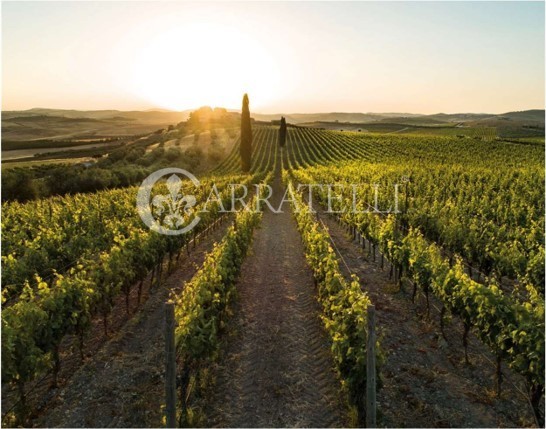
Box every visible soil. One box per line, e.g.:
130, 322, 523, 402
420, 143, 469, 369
32, 217, 233, 428
20, 165, 538, 428
315, 210, 537, 428
201, 172, 348, 427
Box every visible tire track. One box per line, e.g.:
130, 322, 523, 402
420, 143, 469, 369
205, 171, 347, 427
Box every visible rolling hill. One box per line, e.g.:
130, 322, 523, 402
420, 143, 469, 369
2, 108, 543, 143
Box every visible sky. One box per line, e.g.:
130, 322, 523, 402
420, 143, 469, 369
2, 1, 544, 114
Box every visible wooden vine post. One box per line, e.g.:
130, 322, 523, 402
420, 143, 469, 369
164, 302, 177, 428
366, 304, 377, 428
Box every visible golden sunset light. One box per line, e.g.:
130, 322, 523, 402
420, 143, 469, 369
1, 2, 544, 429
127, 24, 280, 111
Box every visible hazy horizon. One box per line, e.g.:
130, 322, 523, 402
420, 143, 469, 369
3, 2, 545, 114
4, 106, 544, 116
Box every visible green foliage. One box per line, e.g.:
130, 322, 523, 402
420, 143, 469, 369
278, 116, 287, 147
214, 126, 278, 176
1, 170, 39, 202
288, 178, 376, 421
1, 132, 215, 202
174, 197, 263, 361
171, 184, 270, 425
240, 93, 252, 172
293, 165, 544, 401
293, 145, 544, 297
1, 172, 261, 416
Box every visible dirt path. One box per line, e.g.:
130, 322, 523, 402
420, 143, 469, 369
34, 218, 234, 428
203, 170, 348, 427
317, 211, 536, 428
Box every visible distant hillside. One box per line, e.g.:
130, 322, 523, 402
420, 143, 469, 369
2, 109, 191, 141
253, 110, 544, 126
3, 108, 543, 141
375, 116, 449, 126
424, 113, 490, 122
296, 109, 544, 138
2, 108, 190, 124
252, 112, 422, 124
4, 114, 101, 124
5, 107, 543, 125
497, 109, 545, 123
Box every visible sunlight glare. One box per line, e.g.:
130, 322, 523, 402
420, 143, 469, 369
129, 24, 279, 111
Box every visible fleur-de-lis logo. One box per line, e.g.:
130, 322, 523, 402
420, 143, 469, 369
152, 175, 197, 228
136, 168, 201, 235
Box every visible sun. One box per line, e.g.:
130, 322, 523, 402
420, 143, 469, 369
128, 24, 279, 111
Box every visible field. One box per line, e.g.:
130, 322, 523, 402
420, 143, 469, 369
2, 109, 189, 140
1, 124, 544, 428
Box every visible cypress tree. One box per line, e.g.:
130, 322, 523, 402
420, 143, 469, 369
240, 93, 252, 172
278, 116, 287, 147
